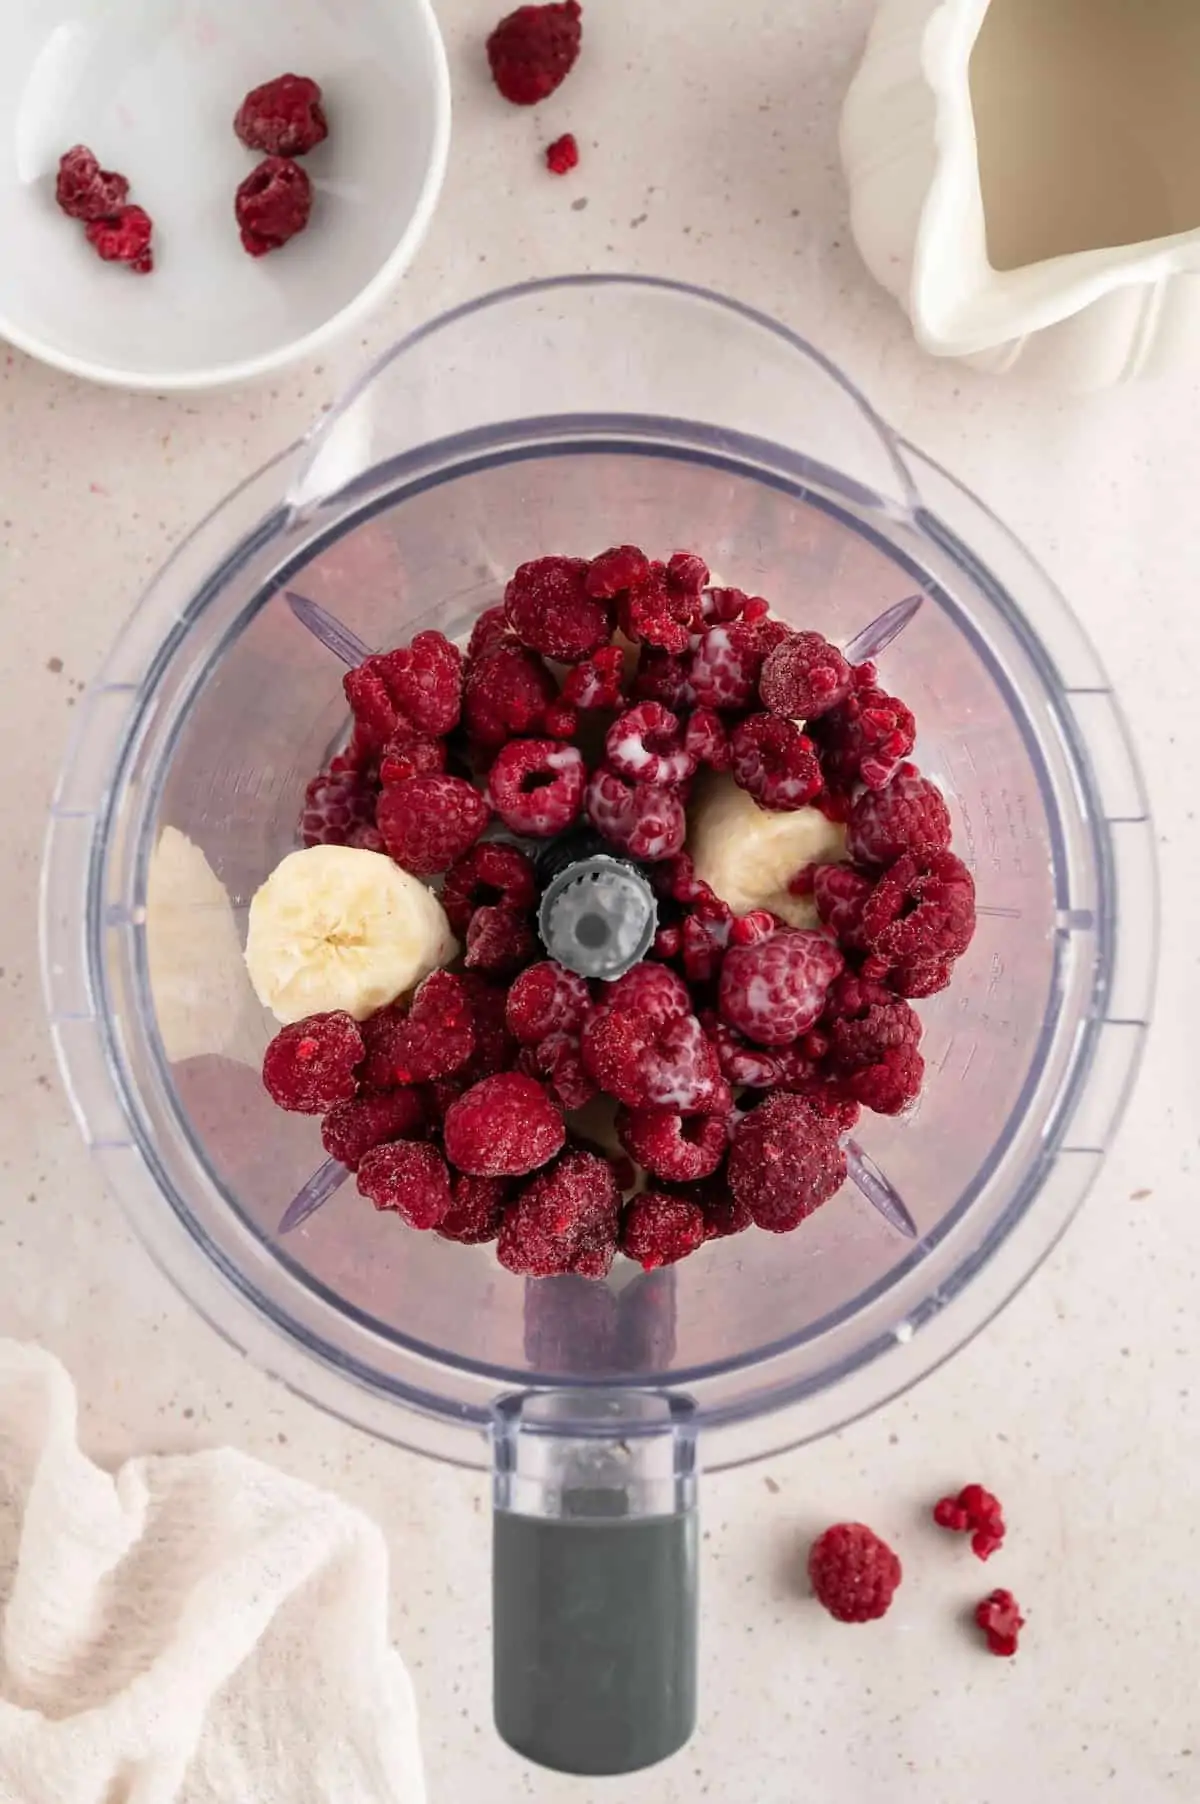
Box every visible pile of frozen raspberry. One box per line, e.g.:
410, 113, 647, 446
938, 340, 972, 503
268, 546, 977, 1277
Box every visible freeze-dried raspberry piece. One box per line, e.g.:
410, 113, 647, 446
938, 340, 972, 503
605, 702, 696, 788
811, 863, 873, 948
520, 1029, 597, 1109
321, 1087, 427, 1170
498, 1150, 621, 1279
235, 156, 312, 257
441, 841, 538, 936
730, 715, 823, 811
584, 768, 686, 862
507, 961, 592, 1044
683, 706, 731, 772
859, 850, 976, 991
463, 641, 560, 747
505, 556, 611, 662
975, 1589, 1024, 1657
487, 738, 586, 836
235, 74, 329, 157
633, 644, 695, 709
464, 904, 538, 976
932, 1483, 1007, 1561
620, 1190, 708, 1269
689, 622, 769, 711
443, 1072, 565, 1176
812, 682, 916, 791
847, 768, 952, 866
545, 132, 579, 174
563, 644, 626, 710
459, 972, 519, 1079
718, 929, 844, 1047
300, 754, 380, 848
377, 774, 490, 876
700, 1014, 781, 1088
808, 1523, 902, 1623
386, 970, 476, 1083
616, 1106, 729, 1182
582, 1008, 729, 1114
436, 1173, 511, 1244
486, 0, 583, 106
357, 1141, 452, 1229
85, 206, 154, 273
372, 632, 463, 737
759, 631, 852, 720
601, 960, 691, 1029
466, 605, 514, 663
379, 734, 446, 787
728, 1093, 846, 1231
262, 1012, 364, 1113
56, 145, 130, 221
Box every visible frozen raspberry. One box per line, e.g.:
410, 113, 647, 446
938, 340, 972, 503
321, 1087, 427, 1170
825, 973, 922, 1063
812, 682, 916, 791
681, 894, 734, 983
487, 738, 586, 836
695, 587, 765, 626
586, 545, 651, 599
808, 1523, 902, 1624
437, 1173, 511, 1244
466, 605, 514, 663
498, 1149, 621, 1279
56, 146, 130, 221
610, 562, 701, 654
728, 1093, 846, 1231
463, 641, 560, 747
563, 644, 626, 711
728, 909, 781, 948
652, 924, 682, 959
357, 1140, 452, 1229
459, 972, 519, 1079
372, 632, 463, 737
300, 755, 380, 848
464, 904, 538, 975
505, 556, 610, 662
760, 632, 852, 720
654, 852, 718, 907
386, 970, 476, 1083
860, 850, 976, 993
666, 551, 710, 597
604, 702, 696, 788
812, 863, 873, 947
787, 1081, 862, 1135
235, 74, 329, 157
683, 706, 731, 772
356, 1004, 406, 1091
543, 697, 581, 739
616, 1106, 728, 1182
486, 0, 583, 106
582, 1008, 729, 1114
235, 156, 312, 257
262, 1012, 364, 1114
507, 961, 592, 1044
85, 205, 154, 273
380, 734, 446, 787
441, 841, 538, 936
847, 769, 952, 866
344, 659, 402, 755
932, 1484, 1007, 1561
718, 929, 844, 1047
545, 132, 579, 174
601, 960, 690, 1029
620, 1190, 708, 1269
377, 774, 489, 876
975, 1589, 1024, 1656
443, 1072, 565, 1176
696, 1179, 754, 1241
730, 715, 822, 811
701, 1015, 781, 1088
520, 1029, 597, 1110
634, 644, 695, 709
688, 623, 766, 711
584, 768, 686, 862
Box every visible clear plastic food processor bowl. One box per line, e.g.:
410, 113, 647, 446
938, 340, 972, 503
42, 278, 1156, 1775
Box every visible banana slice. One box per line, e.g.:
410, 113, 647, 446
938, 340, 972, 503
245, 845, 458, 1025
686, 772, 848, 929
146, 827, 255, 1062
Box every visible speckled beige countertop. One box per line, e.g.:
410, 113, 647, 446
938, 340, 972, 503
1, 2, 1197, 1799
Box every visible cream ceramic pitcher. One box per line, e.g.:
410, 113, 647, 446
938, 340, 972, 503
841, 0, 1200, 383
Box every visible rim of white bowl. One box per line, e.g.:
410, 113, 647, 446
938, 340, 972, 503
0, 1, 452, 393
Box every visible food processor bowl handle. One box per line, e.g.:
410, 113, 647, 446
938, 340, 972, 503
491, 1389, 698, 1776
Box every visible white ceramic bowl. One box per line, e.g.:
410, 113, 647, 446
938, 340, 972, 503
4, 0, 450, 389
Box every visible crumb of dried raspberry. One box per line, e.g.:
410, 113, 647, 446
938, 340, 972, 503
458, 972, 518, 1079
563, 644, 626, 711
262, 1012, 364, 1113
683, 706, 732, 772
357, 1140, 452, 1229
666, 551, 710, 597
812, 863, 873, 948
486, 0, 583, 105
975, 1588, 1024, 1656
808, 1523, 902, 1623
498, 1148, 621, 1278
235, 73, 329, 157
373, 632, 463, 737
700, 1014, 781, 1087
85, 205, 154, 273
605, 701, 696, 787
300, 756, 380, 848
463, 641, 560, 747
56, 145, 130, 221
620, 1190, 707, 1269
545, 132, 579, 173
582, 1008, 729, 1114
847, 768, 952, 866
933, 1484, 1007, 1561
759, 631, 852, 720
235, 156, 312, 256
728, 1093, 847, 1231
507, 961, 592, 1044
443, 1072, 565, 1176
584, 768, 686, 862
464, 904, 538, 975
813, 683, 917, 791
617, 1106, 729, 1182
860, 850, 976, 990
380, 734, 446, 787
688, 623, 767, 711
385, 970, 476, 1083
321, 1087, 427, 1170
634, 644, 696, 709
441, 841, 538, 936
719, 929, 844, 1047
601, 960, 691, 1028
436, 1173, 511, 1244
487, 738, 586, 836
467, 605, 514, 663
377, 774, 489, 876
505, 555, 610, 662
730, 714, 822, 811
522, 1029, 597, 1109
